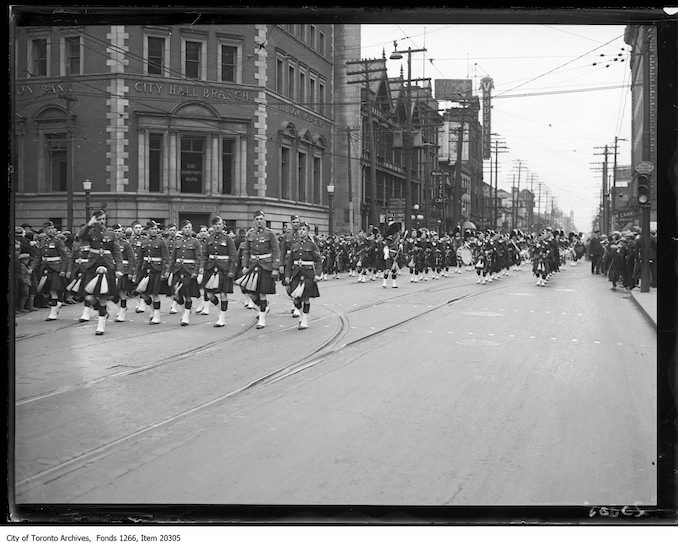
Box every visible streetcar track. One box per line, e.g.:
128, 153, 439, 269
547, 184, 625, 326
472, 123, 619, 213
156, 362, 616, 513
16, 278, 518, 491
16, 277, 485, 404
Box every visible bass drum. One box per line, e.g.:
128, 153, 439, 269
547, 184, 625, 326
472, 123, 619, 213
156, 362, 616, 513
457, 246, 473, 265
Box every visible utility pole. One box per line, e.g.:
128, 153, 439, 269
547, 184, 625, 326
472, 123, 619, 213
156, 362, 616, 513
537, 182, 542, 231
390, 44, 428, 232
453, 121, 465, 232
347, 59, 384, 230
593, 144, 611, 234
347, 127, 354, 234
611, 136, 627, 231
491, 135, 508, 230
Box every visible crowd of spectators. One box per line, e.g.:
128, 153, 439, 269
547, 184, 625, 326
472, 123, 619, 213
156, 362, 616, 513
585, 226, 657, 291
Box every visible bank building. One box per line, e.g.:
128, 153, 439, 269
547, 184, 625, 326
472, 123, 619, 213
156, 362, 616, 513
12, 23, 361, 233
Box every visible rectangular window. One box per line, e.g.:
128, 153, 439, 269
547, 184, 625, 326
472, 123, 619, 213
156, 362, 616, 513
222, 138, 235, 194
298, 152, 307, 202
65, 36, 80, 75
309, 25, 316, 49
318, 80, 325, 116
287, 64, 295, 99
46, 134, 67, 192
276, 57, 284, 94
180, 137, 204, 193
147, 36, 164, 75
309, 76, 316, 112
319, 31, 326, 56
299, 70, 306, 105
31, 38, 48, 76
185, 40, 202, 79
281, 147, 290, 200
220, 44, 237, 82
149, 133, 163, 192
313, 156, 321, 205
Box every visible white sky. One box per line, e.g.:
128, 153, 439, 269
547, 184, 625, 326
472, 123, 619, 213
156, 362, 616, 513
360, 24, 632, 233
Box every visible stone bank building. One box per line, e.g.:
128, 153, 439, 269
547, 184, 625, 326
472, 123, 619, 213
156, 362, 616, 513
12, 23, 360, 233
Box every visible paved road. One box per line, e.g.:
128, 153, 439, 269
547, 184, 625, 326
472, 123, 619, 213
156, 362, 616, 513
13, 263, 656, 505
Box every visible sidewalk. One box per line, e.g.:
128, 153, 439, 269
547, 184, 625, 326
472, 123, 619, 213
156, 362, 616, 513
630, 288, 657, 330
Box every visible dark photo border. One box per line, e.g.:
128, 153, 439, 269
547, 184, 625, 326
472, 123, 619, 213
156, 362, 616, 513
5, 5, 676, 526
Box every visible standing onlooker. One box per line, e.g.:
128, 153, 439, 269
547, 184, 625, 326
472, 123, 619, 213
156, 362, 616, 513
587, 231, 603, 275
606, 244, 624, 291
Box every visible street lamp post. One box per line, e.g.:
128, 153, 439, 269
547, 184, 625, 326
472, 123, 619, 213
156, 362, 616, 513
327, 184, 335, 236
83, 179, 92, 221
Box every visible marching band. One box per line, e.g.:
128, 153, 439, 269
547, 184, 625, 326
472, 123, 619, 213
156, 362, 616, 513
17, 207, 587, 335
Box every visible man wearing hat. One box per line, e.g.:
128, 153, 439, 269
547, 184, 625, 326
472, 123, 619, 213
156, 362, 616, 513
203, 216, 237, 327
76, 207, 123, 335
284, 221, 322, 329
35, 221, 70, 321
66, 232, 92, 321
279, 214, 302, 317
112, 223, 136, 322
167, 219, 204, 326
132, 220, 170, 325
241, 210, 281, 329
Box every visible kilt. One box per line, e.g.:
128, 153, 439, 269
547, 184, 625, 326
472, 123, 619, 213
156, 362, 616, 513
170, 272, 201, 299
240, 264, 276, 295
203, 268, 234, 294
81, 266, 118, 298
135, 267, 165, 296
117, 274, 133, 295
36, 266, 66, 294
287, 268, 319, 300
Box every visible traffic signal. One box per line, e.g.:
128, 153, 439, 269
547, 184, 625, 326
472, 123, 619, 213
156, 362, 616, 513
637, 174, 650, 205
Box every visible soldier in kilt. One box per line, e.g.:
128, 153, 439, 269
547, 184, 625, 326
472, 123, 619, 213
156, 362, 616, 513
76, 206, 123, 335
67, 236, 93, 322
112, 224, 136, 322
203, 216, 237, 327
278, 214, 302, 317
133, 220, 170, 325
36, 221, 70, 321
284, 222, 322, 330
168, 220, 204, 326
240, 210, 281, 329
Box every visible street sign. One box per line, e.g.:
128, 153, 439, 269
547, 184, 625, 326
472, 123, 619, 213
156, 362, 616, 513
635, 161, 654, 175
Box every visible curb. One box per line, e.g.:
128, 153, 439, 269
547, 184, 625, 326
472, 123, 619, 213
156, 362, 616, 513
629, 291, 657, 331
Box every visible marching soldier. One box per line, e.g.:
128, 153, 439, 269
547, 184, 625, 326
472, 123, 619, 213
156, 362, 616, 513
241, 210, 281, 329
133, 220, 170, 325
66, 236, 93, 322
76, 206, 123, 335
168, 220, 204, 326
113, 223, 136, 322
35, 221, 69, 321
278, 214, 302, 317
194, 224, 212, 316
129, 221, 147, 314
203, 216, 237, 327
284, 221, 323, 330
381, 222, 402, 288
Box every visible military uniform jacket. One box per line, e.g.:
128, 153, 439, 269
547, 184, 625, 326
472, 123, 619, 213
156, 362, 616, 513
120, 238, 136, 275
67, 241, 91, 277
242, 227, 280, 271
279, 229, 301, 261
76, 224, 123, 273
204, 232, 237, 276
135, 235, 170, 276
36, 234, 69, 274
170, 235, 205, 276
285, 238, 322, 280
131, 234, 145, 264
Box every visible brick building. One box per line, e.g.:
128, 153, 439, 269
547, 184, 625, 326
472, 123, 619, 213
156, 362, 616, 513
12, 22, 356, 233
